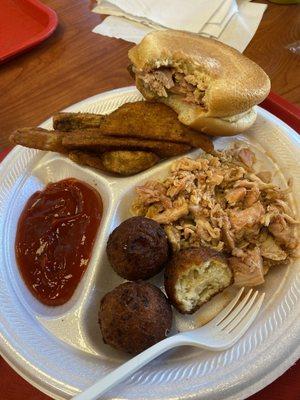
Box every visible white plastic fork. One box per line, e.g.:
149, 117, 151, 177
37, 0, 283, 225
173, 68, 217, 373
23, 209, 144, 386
73, 288, 264, 400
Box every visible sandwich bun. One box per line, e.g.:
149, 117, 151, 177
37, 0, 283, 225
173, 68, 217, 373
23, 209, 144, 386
160, 94, 257, 136
129, 30, 270, 136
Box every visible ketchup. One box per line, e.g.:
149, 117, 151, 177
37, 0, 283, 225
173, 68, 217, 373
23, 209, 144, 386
15, 178, 103, 306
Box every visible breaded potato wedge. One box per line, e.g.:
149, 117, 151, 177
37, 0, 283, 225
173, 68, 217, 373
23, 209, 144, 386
164, 248, 233, 314
53, 102, 213, 153
10, 128, 67, 153
69, 150, 159, 176
62, 133, 192, 158
94, 102, 213, 152
101, 151, 159, 175
53, 112, 105, 131
11, 127, 190, 158
68, 151, 105, 171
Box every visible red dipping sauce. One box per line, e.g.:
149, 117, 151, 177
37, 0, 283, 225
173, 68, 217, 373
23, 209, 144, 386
15, 178, 103, 306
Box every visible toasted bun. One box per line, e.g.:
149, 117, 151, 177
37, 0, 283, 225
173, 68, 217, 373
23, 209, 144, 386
160, 95, 257, 136
129, 30, 270, 123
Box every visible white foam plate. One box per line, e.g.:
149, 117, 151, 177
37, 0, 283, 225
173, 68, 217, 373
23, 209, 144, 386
0, 87, 299, 400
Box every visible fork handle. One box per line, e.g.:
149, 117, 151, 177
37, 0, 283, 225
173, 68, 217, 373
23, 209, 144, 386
73, 336, 182, 400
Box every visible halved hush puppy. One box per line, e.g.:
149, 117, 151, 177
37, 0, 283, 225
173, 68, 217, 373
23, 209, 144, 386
164, 247, 233, 314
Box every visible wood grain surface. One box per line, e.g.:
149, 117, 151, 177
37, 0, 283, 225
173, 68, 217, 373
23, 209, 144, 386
0, 0, 299, 149
0, 0, 299, 399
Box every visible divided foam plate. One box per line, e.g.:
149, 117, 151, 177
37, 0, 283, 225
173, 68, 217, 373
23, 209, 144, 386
0, 87, 299, 400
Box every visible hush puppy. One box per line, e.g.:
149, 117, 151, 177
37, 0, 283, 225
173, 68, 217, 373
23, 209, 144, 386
99, 281, 173, 354
106, 217, 169, 280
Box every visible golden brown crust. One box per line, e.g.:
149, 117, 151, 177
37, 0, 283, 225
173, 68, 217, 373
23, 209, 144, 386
10, 128, 67, 153
53, 112, 105, 131
101, 151, 160, 175
68, 150, 105, 170
62, 131, 193, 158
70, 150, 159, 176
97, 101, 213, 149
129, 30, 270, 118
53, 103, 213, 152
164, 248, 232, 314
99, 281, 173, 354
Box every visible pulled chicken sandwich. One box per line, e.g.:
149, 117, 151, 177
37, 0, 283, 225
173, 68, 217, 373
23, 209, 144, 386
128, 30, 271, 136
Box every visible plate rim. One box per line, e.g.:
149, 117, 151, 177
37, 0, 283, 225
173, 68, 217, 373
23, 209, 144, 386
0, 86, 299, 400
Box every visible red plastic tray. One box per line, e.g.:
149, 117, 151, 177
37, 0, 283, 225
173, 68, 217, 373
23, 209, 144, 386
261, 92, 300, 133
0, 0, 58, 62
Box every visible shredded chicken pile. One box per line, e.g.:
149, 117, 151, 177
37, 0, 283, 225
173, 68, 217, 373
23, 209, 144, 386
138, 67, 207, 106
132, 146, 299, 286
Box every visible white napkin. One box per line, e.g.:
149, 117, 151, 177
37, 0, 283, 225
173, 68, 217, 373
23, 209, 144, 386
99, 0, 225, 33
201, 0, 238, 37
94, 0, 238, 35
94, 0, 239, 38
92, 0, 267, 53
209, 0, 236, 24
218, 1, 267, 52
93, 1, 165, 29
93, 15, 154, 42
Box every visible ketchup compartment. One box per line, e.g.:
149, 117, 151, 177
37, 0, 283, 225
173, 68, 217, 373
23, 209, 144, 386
15, 178, 103, 306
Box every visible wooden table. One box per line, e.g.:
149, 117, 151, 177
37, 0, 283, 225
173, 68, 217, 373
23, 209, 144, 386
0, 0, 300, 149
0, 1, 299, 399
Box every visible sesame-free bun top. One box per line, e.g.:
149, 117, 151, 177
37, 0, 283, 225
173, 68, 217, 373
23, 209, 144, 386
128, 30, 270, 119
